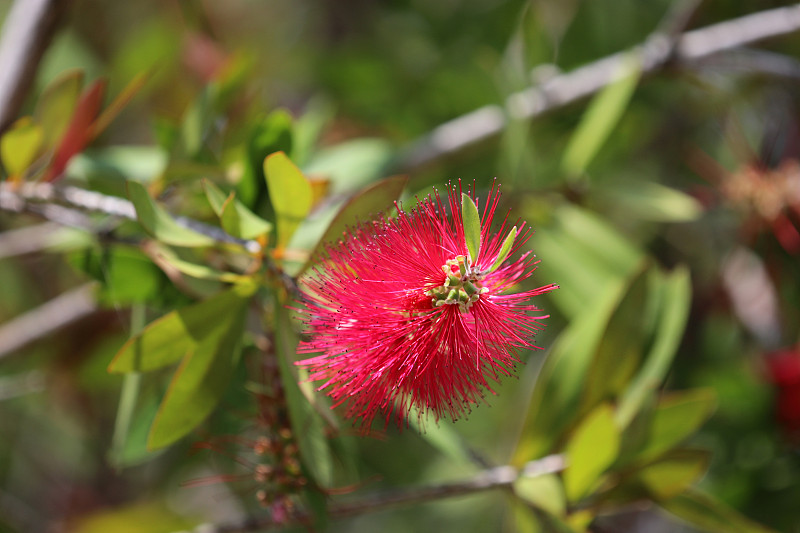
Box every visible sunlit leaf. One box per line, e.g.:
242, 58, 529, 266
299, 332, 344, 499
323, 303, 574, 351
34, 69, 84, 149
147, 299, 247, 450
488, 226, 517, 273
264, 151, 313, 251
514, 474, 566, 517
127, 181, 216, 247
1, 117, 44, 178
563, 403, 620, 502
203, 179, 272, 240
561, 54, 640, 177
108, 283, 256, 373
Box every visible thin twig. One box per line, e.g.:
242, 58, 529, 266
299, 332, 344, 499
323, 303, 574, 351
0, 282, 97, 361
394, 3, 800, 171
186, 454, 566, 533
0, 0, 71, 132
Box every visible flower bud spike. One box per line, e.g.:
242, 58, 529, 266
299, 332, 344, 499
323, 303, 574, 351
461, 192, 482, 265
487, 226, 517, 273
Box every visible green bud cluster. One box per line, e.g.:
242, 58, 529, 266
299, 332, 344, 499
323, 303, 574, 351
426, 255, 488, 312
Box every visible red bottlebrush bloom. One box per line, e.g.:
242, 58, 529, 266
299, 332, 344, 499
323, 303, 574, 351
295, 181, 557, 430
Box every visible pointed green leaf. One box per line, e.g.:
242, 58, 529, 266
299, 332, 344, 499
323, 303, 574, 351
562, 54, 640, 177
108, 283, 256, 373
487, 226, 517, 273
662, 488, 775, 533
147, 299, 248, 450
597, 180, 703, 222
127, 180, 215, 247
563, 404, 620, 502
149, 243, 251, 282
203, 180, 272, 240
635, 388, 717, 463
513, 274, 631, 463
1, 117, 44, 177
514, 474, 566, 517
315, 175, 407, 248
617, 266, 692, 427
263, 151, 313, 250
638, 449, 710, 501
461, 193, 482, 263
34, 69, 84, 150
274, 300, 333, 487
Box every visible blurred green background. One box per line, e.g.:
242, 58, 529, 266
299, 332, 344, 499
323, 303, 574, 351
1, 0, 800, 532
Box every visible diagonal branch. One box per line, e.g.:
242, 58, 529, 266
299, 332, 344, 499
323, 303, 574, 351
394, 4, 800, 171
0, 282, 97, 361
186, 454, 566, 533
0, 182, 262, 253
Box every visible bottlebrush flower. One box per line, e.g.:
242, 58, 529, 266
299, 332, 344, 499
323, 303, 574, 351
295, 181, 557, 430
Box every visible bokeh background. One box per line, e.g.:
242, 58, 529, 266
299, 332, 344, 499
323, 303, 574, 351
1, 0, 799, 532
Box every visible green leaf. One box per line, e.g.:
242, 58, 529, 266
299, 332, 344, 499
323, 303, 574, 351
461, 193, 482, 263
577, 265, 650, 414
71, 245, 166, 305
616, 266, 692, 427
263, 151, 313, 251
597, 180, 703, 222
661, 489, 775, 533
635, 388, 717, 463
67, 146, 167, 196
533, 205, 643, 318
108, 283, 256, 373
638, 449, 710, 501
274, 300, 333, 487
303, 138, 393, 193
203, 180, 272, 240
563, 404, 620, 502
239, 109, 294, 208
147, 300, 247, 450
513, 273, 631, 463
1, 117, 44, 177
409, 409, 475, 466
488, 226, 517, 273
304, 175, 407, 264
108, 380, 164, 467
514, 474, 566, 517
127, 180, 216, 247
181, 87, 213, 156
561, 54, 640, 177
148, 243, 251, 282
34, 69, 84, 150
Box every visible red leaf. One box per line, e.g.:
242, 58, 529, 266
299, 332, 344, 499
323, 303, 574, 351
44, 79, 107, 182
